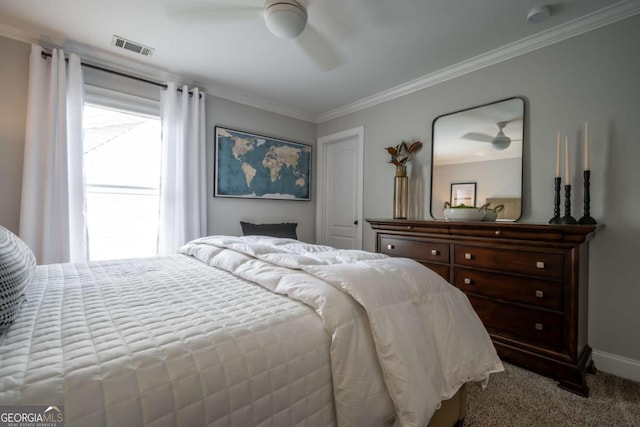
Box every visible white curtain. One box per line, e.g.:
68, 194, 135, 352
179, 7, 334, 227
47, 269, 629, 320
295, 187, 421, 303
19, 45, 88, 264
158, 83, 207, 255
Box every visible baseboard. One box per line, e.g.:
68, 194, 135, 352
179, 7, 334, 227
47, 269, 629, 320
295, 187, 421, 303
592, 349, 640, 383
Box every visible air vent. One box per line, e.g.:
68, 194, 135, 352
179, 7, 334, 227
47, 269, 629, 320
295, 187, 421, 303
111, 35, 154, 57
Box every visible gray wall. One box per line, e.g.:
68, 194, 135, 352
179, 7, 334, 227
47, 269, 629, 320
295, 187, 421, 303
2, 14, 638, 379
318, 14, 640, 377
206, 97, 316, 242
0, 37, 29, 233
81, 61, 318, 241
0, 36, 316, 242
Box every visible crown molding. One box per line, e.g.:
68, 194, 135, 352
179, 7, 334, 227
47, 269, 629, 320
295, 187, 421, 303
315, 0, 640, 123
0, 24, 184, 87
0, 23, 39, 45
0, 23, 315, 123
74, 46, 315, 122
208, 85, 316, 123
3, 1, 639, 126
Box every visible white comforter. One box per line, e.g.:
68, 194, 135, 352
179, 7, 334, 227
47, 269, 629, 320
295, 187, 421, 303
1, 254, 335, 427
179, 236, 504, 427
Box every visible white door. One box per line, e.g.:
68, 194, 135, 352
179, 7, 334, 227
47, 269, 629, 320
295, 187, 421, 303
316, 127, 364, 249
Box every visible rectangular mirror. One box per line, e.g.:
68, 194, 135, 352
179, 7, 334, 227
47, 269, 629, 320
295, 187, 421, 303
430, 97, 524, 221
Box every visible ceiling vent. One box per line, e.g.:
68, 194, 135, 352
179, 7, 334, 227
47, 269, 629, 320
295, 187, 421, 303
111, 35, 154, 57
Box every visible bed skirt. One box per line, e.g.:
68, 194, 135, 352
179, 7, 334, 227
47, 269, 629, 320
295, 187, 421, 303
427, 384, 467, 427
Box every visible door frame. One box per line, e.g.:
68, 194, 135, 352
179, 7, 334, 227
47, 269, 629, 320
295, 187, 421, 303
316, 126, 364, 249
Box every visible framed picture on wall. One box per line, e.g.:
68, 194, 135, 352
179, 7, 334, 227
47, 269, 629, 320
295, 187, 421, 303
450, 182, 477, 207
214, 126, 311, 200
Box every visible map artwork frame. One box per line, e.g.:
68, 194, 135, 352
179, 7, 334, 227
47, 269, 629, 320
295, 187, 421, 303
214, 126, 312, 201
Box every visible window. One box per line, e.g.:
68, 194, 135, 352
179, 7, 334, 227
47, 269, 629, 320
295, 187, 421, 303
83, 90, 161, 261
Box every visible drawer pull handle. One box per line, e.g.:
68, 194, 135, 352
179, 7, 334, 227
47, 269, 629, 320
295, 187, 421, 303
387, 244, 395, 250
495, 230, 501, 235
464, 278, 472, 285
465, 253, 472, 260
535, 323, 544, 331
536, 261, 545, 269
535, 290, 544, 298
431, 249, 438, 256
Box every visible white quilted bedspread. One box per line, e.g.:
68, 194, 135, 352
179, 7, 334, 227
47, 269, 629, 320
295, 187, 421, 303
1, 236, 503, 427
0, 255, 335, 427
179, 236, 504, 427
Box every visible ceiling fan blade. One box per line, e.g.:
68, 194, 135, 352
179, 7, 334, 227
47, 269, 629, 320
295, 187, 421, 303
304, 0, 356, 39
462, 132, 494, 143
164, 0, 262, 23
295, 24, 344, 71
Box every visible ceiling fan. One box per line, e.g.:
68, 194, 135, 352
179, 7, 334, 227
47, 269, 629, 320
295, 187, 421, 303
163, 0, 343, 70
462, 121, 522, 151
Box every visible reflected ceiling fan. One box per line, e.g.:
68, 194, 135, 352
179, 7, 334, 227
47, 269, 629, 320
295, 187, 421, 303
163, 0, 343, 70
462, 121, 522, 151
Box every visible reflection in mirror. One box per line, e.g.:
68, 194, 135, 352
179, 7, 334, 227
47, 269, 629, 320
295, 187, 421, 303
430, 97, 524, 221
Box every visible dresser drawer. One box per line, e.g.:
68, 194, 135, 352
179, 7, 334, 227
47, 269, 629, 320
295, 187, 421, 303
421, 262, 450, 281
380, 237, 449, 263
454, 245, 564, 279
454, 268, 563, 310
468, 296, 563, 349
368, 219, 600, 396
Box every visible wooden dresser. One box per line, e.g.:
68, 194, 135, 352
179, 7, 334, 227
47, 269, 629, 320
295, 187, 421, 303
366, 219, 601, 396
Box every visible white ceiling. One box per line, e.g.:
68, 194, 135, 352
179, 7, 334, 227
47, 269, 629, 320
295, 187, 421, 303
0, 0, 638, 122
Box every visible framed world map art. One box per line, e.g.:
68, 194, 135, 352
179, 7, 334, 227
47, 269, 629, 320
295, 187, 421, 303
214, 126, 311, 200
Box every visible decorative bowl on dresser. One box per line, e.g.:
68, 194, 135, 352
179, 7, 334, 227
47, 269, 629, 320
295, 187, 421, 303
366, 219, 602, 397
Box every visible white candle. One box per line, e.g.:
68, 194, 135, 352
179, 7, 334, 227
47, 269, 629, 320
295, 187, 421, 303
584, 121, 590, 171
565, 136, 570, 183
556, 132, 561, 177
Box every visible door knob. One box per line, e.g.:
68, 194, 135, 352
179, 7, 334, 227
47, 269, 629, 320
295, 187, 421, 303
353, 220, 358, 225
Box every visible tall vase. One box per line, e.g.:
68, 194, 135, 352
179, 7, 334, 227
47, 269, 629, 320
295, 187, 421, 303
393, 169, 409, 219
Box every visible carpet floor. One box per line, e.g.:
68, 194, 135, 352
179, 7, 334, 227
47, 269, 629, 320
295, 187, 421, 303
465, 362, 640, 426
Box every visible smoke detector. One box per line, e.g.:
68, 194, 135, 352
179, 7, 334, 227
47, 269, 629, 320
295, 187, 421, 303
526, 5, 551, 24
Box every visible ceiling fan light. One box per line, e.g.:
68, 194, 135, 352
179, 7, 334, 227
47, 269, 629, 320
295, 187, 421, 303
492, 135, 511, 150
264, 2, 307, 39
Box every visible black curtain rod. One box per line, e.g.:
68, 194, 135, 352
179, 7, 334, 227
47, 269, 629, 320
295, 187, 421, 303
40, 51, 200, 96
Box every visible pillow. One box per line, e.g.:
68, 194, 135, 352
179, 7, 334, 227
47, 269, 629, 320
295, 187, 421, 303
0, 226, 36, 334
240, 221, 298, 239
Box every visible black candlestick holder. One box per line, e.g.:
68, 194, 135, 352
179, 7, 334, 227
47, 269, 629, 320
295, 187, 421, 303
578, 170, 597, 224
549, 176, 561, 224
559, 184, 577, 224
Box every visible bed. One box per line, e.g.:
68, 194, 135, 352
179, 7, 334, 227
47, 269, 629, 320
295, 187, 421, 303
0, 230, 503, 427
